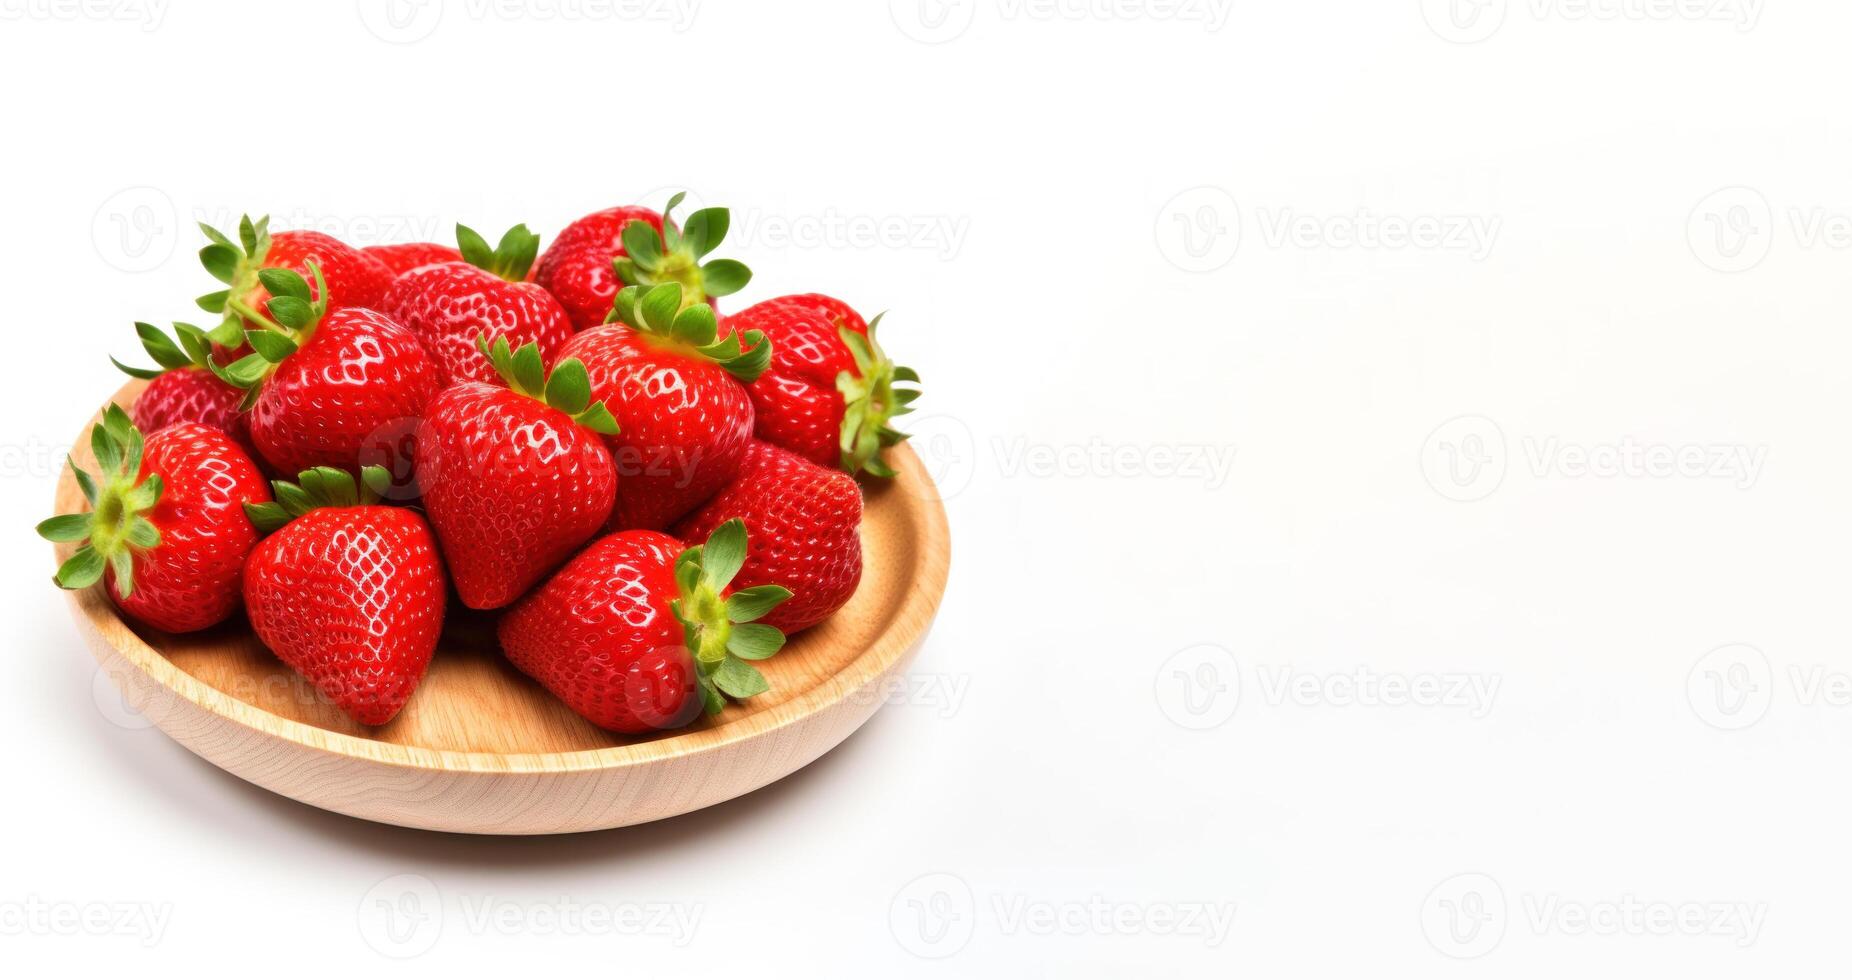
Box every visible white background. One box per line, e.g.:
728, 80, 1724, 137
0, 0, 1843, 974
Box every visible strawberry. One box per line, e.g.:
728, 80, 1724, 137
110, 321, 253, 454
498, 520, 793, 733
414, 338, 620, 609
534, 193, 751, 330
364, 241, 464, 278
671, 441, 862, 634
381, 224, 574, 386
556, 282, 767, 530
39, 407, 269, 633
210, 265, 439, 476
724, 295, 921, 476
242, 466, 445, 725
194, 216, 392, 345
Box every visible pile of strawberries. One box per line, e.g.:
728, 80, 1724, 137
40, 194, 919, 732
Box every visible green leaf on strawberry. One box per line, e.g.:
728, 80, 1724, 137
456, 223, 541, 282
243, 465, 394, 533
474, 336, 621, 436
613, 192, 753, 307
37, 405, 165, 597
667, 518, 793, 714
607, 283, 774, 382
836, 313, 921, 478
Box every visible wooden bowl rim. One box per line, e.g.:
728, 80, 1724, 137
58, 383, 951, 776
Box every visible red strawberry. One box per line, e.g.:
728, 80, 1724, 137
557, 283, 767, 530
110, 321, 253, 454
39, 408, 269, 633
242, 466, 445, 725
365, 241, 464, 278
194, 217, 391, 344
499, 520, 793, 733
725, 295, 920, 476
672, 441, 862, 634
414, 339, 619, 609
210, 265, 439, 475
381, 224, 573, 386
534, 193, 751, 330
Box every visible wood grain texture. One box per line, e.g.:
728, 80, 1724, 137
57, 380, 950, 834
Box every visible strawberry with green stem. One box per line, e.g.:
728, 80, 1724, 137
724, 295, 921, 476
242, 466, 445, 726
414, 337, 620, 609
534, 192, 751, 330
210, 263, 439, 475
556, 281, 767, 529
194, 215, 392, 347
498, 519, 793, 733
109, 320, 254, 453
381, 223, 574, 386
38, 407, 269, 633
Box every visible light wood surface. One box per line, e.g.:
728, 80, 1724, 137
56, 380, 951, 834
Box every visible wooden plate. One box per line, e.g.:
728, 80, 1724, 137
54, 381, 950, 835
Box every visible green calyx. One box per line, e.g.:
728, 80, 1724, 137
613, 192, 752, 308
476, 335, 621, 436
668, 519, 793, 715
457, 222, 541, 282
111, 319, 222, 380
195, 214, 282, 348
37, 405, 164, 597
244, 465, 392, 533
836, 314, 921, 478
205, 262, 330, 408
607, 282, 773, 382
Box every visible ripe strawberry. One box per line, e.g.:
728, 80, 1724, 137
381, 224, 573, 386
534, 193, 750, 330
194, 216, 392, 344
242, 466, 445, 725
39, 407, 269, 633
725, 295, 921, 476
210, 265, 439, 475
414, 338, 620, 609
364, 241, 463, 278
672, 441, 862, 634
499, 520, 793, 733
110, 321, 253, 454
556, 282, 767, 530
